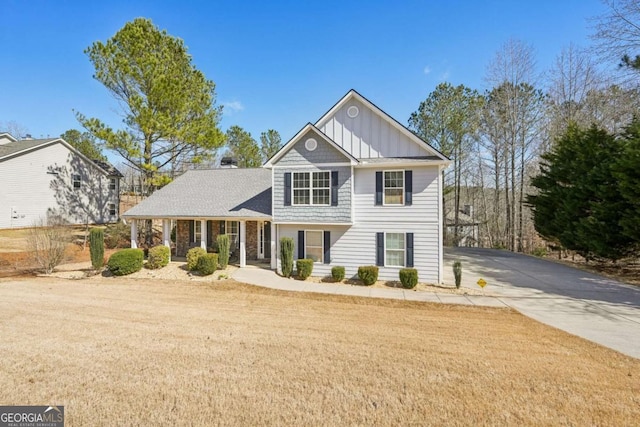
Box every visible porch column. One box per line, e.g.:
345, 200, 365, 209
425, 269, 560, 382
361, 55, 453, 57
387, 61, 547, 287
270, 222, 276, 270
162, 219, 171, 250
130, 220, 138, 249
200, 219, 207, 250
239, 220, 246, 267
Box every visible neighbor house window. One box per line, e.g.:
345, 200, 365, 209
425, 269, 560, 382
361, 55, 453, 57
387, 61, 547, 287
385, 233, 405, 267
108, 203, 116, 216
293, 171, 330, 205
305, 230, 323, 263
226, 221, 239, 249
384, 171, 404, 205
193, 221, 201, 242
109, 178, 117, 190
72, 174, 81, 189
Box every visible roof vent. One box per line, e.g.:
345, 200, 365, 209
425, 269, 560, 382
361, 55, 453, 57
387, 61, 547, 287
24, 134, 33, 140
220, 157, 238, 168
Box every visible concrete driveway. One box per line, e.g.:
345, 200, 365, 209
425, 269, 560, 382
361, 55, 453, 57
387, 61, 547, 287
444, 248, 640, 359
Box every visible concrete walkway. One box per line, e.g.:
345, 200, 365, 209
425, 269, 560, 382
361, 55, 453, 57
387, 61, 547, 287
232, 267, 508, 307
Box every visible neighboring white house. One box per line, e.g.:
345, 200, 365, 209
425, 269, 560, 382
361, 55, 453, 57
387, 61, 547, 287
123, 90, 450, 283
0, 133, 122, 228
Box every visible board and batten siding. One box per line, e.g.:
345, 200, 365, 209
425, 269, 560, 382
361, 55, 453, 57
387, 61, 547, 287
276, 222, 439, 283
318, 98, 427, 159
0, 142, 119, 228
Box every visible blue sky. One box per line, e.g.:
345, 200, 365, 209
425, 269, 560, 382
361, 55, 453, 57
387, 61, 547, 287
0, 0, 609, 163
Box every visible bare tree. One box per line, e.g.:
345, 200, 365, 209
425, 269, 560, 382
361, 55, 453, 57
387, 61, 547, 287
0, 120, 29, 139
27, 216, 72, 274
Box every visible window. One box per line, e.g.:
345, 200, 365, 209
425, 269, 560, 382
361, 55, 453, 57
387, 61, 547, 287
226, 221, 239, 250
109, 178, 117, 190
384, 171, 404, 205
292, 171, 330, 205
72, 174, 81, 189
108, 203, 116, 216
305, 230, 323, 263
193, 221, 201, 242
385, 233, 405, 267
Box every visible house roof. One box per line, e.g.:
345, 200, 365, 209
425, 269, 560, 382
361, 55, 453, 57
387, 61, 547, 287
0, 137, 122, 177
123, 168, 272, 219
263, 122, 359, 167
315, 89, 451, 163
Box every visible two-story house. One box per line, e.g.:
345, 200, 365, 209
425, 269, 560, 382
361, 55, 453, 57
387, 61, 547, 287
123, 90, 450, 283
0, 132, 123, 228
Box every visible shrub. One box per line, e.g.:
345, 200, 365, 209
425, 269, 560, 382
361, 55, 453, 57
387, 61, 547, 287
453, 261, 462, 289
358, 265, 379, 286
104, 222, 130, 249
107, 248, 144, 276
27, 216, 71, 274
280, 237, 294, 278
531, 246, 547, 257
147, 245, 170, 269
331, 266, 345, 282
89, 227, 105, 270
296, 259, 314, 279
399, 268, 418, 289
217, 234, 230, 269
186, 247, 206, 271
197, 253, 218, 276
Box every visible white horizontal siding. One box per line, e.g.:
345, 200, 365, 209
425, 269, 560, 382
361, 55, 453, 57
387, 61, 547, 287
0, 142, 118, 228
353, 166, 439, 223
318, 98, 427, 159
276, 222, 440, 283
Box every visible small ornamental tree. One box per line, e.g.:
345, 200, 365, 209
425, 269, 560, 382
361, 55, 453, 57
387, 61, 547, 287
280, 237, 294, 278
217, 234, 230, 269
89, 227, 105, 270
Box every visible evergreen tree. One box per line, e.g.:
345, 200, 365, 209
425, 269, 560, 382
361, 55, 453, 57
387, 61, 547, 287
225, 125, 261, 168
260, 129, 282, 162
61, 129, 106, 160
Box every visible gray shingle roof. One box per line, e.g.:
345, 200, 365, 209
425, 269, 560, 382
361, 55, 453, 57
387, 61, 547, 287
123, 168, 272, 219
0, 138, 58, 159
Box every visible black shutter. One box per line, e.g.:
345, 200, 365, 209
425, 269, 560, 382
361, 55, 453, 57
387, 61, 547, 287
406, 232, 414, 268
376, 232, 384, 266
405, 170, 413, 206
207, 221, 213, 248
188, 220, 194, 243
331, 171, 338, 206
284, 172, 292, 206
375, 171, 383, 205
219, 221, 225, 235
323, 231, 330, 264
298, 230, 305, 259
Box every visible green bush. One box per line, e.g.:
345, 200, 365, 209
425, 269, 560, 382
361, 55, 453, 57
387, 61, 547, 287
331, 266, 345, 282
453, 261, 462, 289
358, 265, 379, 286
399, 268, 418, 289
186, 247, 206, 271
531, 246, 547, 257
107, 248, 144, 276
280, 237, 294, 278
147, 245, 170, 269
197, 253, 218, 276
89, 227, 105, 270
296, 259, 314, 280
217, 234, 230, 269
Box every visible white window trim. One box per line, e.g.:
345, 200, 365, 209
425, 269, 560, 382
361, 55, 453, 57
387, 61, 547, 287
305, 229, 324, 263
382, 170, 404, 206
72, 174, 81, 190
108, 203, 117, 216
193, 221, 202, 243
292, 171, 331, 206
109, 178, 117, 190
384, 232, 406, 268
226, 220, 239, 250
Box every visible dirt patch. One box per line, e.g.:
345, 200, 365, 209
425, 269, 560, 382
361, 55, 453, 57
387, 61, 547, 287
0, 277, 637, 425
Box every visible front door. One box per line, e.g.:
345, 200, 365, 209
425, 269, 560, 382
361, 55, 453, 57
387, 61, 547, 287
264, 221, 271, 259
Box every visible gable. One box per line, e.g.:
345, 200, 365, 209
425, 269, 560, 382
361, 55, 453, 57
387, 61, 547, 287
316, 90, 448, 161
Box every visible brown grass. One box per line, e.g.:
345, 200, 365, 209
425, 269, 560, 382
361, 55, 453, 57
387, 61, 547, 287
0, 277, 637, 426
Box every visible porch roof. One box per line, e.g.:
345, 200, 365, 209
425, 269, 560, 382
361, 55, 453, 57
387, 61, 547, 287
123, 168, 272, 219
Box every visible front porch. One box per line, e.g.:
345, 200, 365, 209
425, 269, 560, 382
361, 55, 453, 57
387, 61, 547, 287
129, 218, 275, 269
